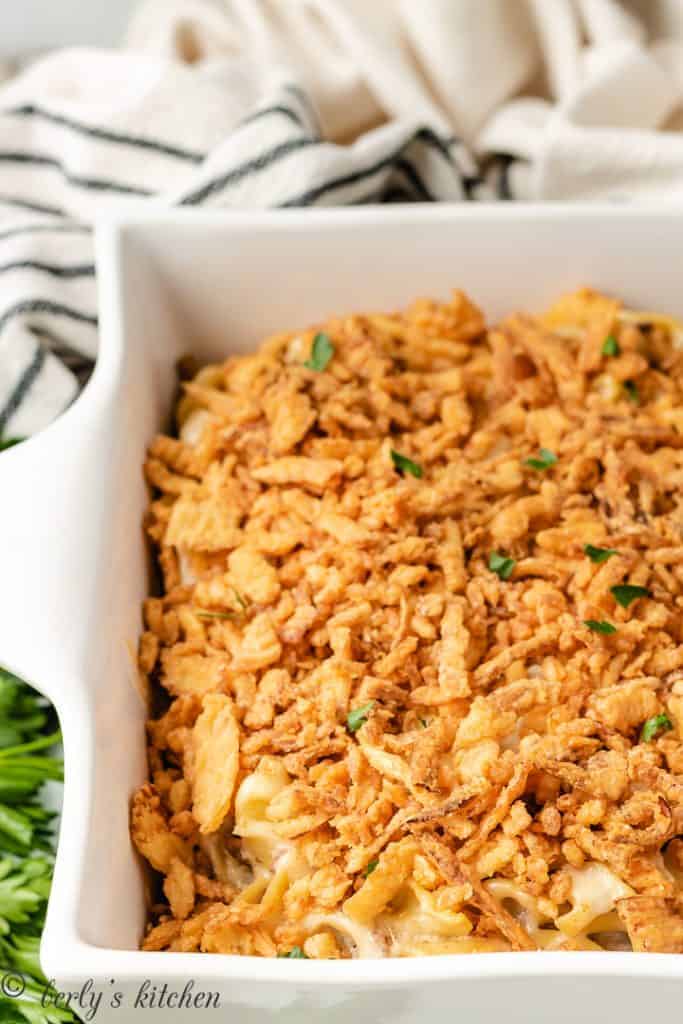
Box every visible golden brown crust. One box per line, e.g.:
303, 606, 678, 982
131, 288, 683, 956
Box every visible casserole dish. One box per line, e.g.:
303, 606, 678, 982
1, 205, 683, 1022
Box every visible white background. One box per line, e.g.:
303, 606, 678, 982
0, 0, 139, 56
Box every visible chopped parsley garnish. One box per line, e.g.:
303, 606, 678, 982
523, 448, 557, 471
611, 584, 651, 608
304, 332, 334, 372
583, 620, 617, 635
195, 609, 236, 621
641, 713, 673, 743
390, 450, 423, 478
347, 701, 375, 734
488, 551, 516, 581
584, 544, 618, 564
601, 335, 620, 357
364, 859, 379, 877
232, 589, 249, 611
0, 438, 23, 452
623, 380, 639, 403
278, 946, 308, 958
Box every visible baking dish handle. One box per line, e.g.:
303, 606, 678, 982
0, 391, 117, 705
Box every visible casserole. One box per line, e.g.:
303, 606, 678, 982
1, 205, 683, 1021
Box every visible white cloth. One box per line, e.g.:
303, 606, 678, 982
2, 0, 683, 437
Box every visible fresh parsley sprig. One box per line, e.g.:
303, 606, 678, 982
0, 438, 23, 453
0, 671, 76, 1023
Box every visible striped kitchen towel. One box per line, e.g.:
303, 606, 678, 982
0, 49, 477, 441
4, 0, 683, 438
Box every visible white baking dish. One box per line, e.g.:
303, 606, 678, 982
1, 205, 683, 1023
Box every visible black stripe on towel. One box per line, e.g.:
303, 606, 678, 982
240, 104, 307, 131
393, 158, 436, 202
0, 194, 66, 217
0, 299, 98, 337
282, 84, 322, 138
4, 104, 204, 163
178, 136, 318, 205
279, 149, 430, 208
0, 152, 153, 196
0, 260, 95, 279
0, 223, 90, 243
0, 343, 46, 434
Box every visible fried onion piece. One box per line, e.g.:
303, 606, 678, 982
191, 695, 240, 835
417, 834, 537, 951
616, 896, 683, 952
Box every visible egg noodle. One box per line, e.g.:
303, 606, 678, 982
132, 288, 683, 957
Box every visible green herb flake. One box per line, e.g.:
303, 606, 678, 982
624, 380, 640, 404
304, 332, 335, 372
601, 335, 620, 357
390, 450, 423, 478
584, 544, 618, 564
641, 713, 673, 743
0, 437, 23, 452
278, 946, 308, 959
347, 701, 375, 734
194, 609, 236, 621
364, 859, 379, 877
232, 589, 249, 611
523, 448, 557, 472
488, 551, 516, 581
611, 584, 651, 608
583, 620, 617, 635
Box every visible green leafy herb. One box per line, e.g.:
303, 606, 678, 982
584, 544, 618, 564
419, 717, 429, 729
0, 438, 23, 453
278, 946, 308, 959
0, 671, 49, 750
194, 609, 236, 621
347, 701, 375, 734
304, 332, 334, 372
488, 551, 516, 581
623, 380, 639, 403
611, 584, 651, 608
0, 857, 53, 934
390, 450, 423, 478
196, 592, 248, 621
0, 973, 77, 1022
0, 671, 75, 1022
641, 713, 673, 743
364, 860, 379, 877
583, 620, 617, 635
523, 448, 557, 471
601, 335, 620, 357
